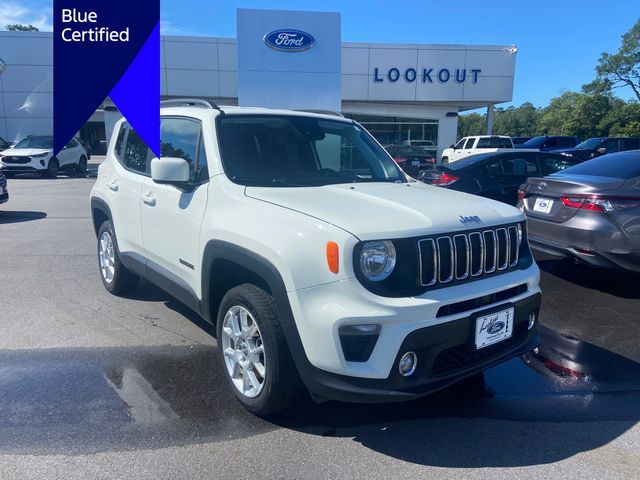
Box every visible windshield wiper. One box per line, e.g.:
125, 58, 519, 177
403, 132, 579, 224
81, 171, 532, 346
231, 176, 306, 187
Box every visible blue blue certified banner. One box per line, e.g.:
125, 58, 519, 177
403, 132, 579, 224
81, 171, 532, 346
53, 0, 159, 155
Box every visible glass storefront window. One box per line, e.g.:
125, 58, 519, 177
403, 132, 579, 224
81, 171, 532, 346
344, 114, 438, 153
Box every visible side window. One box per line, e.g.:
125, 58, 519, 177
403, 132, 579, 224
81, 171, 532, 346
123, 127, 151, 174
484, 159, 503, 174
464, 137, 476, 149
605, 139, 621, 153
560, 137, 574, 148
539, 154, 576, 175
160, 117, 206, 183
544, 138, 556, 149
65, 139, 78, 149
623, 138, 640, 150
501, 156, 539, 175
454, 138, 466, 149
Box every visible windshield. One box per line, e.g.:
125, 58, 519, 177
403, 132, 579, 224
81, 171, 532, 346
574, 138, 603, 149
217, 115, 406, 187
14, 136, 53, 149
521, 136, 546, 148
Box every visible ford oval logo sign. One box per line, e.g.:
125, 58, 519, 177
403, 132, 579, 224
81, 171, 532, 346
263, 29, 315, 52
487, 321, 505, 335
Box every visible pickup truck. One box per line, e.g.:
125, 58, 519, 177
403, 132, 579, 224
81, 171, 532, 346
441, 135, 514, 165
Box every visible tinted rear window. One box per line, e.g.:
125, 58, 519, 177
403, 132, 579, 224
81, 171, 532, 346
476, 137, 512, 148
394, 146, 429, 156
556, 151, 640, 179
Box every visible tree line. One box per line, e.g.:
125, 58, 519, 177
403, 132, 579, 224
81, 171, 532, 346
459, 18, 640, 140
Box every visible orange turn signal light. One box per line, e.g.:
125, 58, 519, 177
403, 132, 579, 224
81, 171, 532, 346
326, 241, 339, 274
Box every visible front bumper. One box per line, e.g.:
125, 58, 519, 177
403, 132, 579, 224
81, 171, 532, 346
301, 293, 540, 403
285, 263, 541, 402
0, 164, 46, 173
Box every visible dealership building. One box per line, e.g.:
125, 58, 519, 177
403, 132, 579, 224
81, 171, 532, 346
0, 8, 517, 157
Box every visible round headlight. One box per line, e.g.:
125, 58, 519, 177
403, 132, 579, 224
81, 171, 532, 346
360, 240, 396, 281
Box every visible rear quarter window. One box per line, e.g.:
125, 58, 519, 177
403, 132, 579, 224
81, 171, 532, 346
114, 124, 127, 159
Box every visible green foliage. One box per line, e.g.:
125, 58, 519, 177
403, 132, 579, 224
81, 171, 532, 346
458, 18, 640, 141
5, 24, 39, 32
588, 18, 640, 101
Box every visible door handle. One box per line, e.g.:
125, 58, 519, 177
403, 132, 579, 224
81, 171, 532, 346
141, 192, 156, 207
108, 180, 119, 192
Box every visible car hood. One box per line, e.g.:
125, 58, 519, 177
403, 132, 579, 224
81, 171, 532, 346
1, 148, 51, 156
245, 181, 524, 240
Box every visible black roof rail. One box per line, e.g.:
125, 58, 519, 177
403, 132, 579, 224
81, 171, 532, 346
160, 98, 223, 112
295, 109, 344, 118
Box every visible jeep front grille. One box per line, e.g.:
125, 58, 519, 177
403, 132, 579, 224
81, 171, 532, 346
418, 224, 520, 287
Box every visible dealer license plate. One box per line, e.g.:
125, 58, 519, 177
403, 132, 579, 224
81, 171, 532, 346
533, 197, 553, 214
475, 307, 514, 349
411, 160, 421, 166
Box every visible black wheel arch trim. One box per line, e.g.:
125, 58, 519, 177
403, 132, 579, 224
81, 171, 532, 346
90, 197, 113, 238
201, 240, 320, 394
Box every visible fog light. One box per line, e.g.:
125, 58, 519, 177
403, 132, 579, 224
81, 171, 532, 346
528, 312, 536, 330
40, 159, 45, 166
399, 351, 417, 376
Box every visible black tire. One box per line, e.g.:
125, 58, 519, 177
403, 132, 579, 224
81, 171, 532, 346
44, 158, 59, 178
97, 220, 139, 294
76, 155, 88, 176
216, 284, 303, 416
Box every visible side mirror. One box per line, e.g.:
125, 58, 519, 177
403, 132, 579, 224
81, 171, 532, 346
596, 147, 607, 155
450, 144, 456, 149
151, 157, 191, 189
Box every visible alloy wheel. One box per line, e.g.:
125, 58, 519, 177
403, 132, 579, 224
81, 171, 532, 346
99, 231, 115, 283
221, 305, 266, 398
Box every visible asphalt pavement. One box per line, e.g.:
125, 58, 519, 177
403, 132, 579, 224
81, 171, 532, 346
1, 168, 639, 479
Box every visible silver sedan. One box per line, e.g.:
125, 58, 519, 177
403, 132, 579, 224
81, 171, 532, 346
519, 150, 640, 272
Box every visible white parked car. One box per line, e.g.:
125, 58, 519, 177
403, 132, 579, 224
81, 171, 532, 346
441, 135, 514, 165
90, 100, 542, 415
0, 135, 87, 177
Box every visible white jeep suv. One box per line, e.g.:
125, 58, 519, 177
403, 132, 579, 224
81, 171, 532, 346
90, 100, 541, 415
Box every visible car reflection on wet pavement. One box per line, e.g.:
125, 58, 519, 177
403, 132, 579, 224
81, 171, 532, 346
1, 323, 639, 467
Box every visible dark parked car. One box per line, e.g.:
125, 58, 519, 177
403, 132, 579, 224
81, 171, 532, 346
517, 135, 579, 151
418, 150, 580, 205
0, 168, 8, 204
385, 145, 435, 178
0, 135, 10, 152
553, 137, 640, 161
511, 136, 533, 146
520, 150, 640, 272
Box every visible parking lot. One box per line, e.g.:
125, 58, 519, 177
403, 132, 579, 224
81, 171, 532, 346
1, 170, 640, 480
